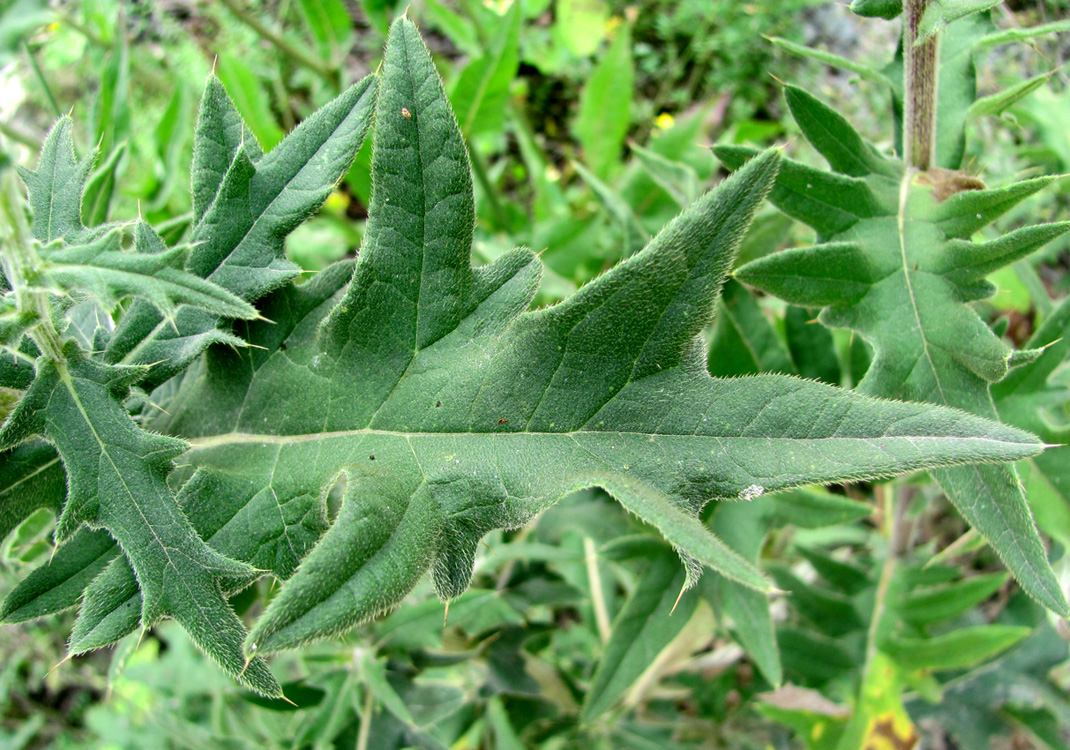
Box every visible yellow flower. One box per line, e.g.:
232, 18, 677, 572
655, 112, 676, 130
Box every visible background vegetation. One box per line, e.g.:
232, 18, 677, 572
2, 0, 1070, 747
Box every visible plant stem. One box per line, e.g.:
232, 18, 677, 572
23, 42, 62, 118
356, 683, 374, 750
903, 0, 940, 170
216, 0, 339, 86
0, 120, 41, 150
584, 536, 612, 644
0, 172, 64, 362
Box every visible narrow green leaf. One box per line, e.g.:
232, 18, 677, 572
768, 487, 872, 529
924, 176, 1060, 239
581, 552, 697, 720
0, 528, 117, 622
450, 2, 520, 138
967, 72, 1051, 120
768, 37, 892, 86
629, 142, 699, 206
898, 572, 1008, 624
708, 279, 796, 377
572, 159, 649, 257
574, 24, 633, 179
214, 54, 284, 150
796, 547, 870, 595
38, 223, 260, 320
710, 500, 782, 687
917, 0, 1003, 45
296, 0, 352, 64
80, 141, 125, 228
0, 441, 65, 541
736, 242, 886, 307
191, 75, 262, 225
934, 223, 1070, 284
769, 566, 864, 637
977, 19, 1070, 48
784, 85, 897, 178
784, 305, 841, 386
715, 146, 891, 238
883, 625, 1030, 671
0, 349, 280, 696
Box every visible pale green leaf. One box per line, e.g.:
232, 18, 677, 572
574, 24, 633, 179
581, 552, 697, 720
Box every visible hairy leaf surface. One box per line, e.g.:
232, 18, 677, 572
724, 82, 1070, 615
131, 21, 1046, 657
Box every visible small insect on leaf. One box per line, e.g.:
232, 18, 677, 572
402, 107, 411, 119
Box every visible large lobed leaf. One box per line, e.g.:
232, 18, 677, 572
722, 83, 1070, 615
0, 19, 1052, 694
141, 20, 1041, 658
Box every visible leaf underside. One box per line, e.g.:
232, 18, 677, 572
725, 82, 1070, 616
0, 19, 1050, 694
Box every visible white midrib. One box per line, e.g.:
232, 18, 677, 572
184, 428, 1028, 451
897, 169, 949, 404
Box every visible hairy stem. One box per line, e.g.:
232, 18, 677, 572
0, 172, 64, 362
903, 0, 940, 170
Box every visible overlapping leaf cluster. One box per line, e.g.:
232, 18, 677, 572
0, 18, 1052, 695
717, 67, 1069, 618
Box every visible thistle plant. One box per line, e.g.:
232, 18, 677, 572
0, 13, 1057, 712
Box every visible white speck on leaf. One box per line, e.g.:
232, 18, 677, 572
739, 484, 764, 501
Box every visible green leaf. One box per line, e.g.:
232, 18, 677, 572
190, 76, 262, 226
850, 0, 901, 19
0, 348, 280, 696
118, 20, 1041, 660
977, 19, 1070, 49
296, 0, 352, 65
69, 265, 352, 654
572, 158, 649, 257
16, 117, 95, 244
555, 0, 608, 58
917, 0, 1003, 45
714, 146, 892, 239
104, 73, 377, 388
731, 90, 1070, 616
967, 72, 1051, 120
784, 306, 841, 386
921, 176, 1059, 239
883, 625, 1030, 671
80, 141, 125, 228
36, 223, 260, 320
783, 85, 897, 178
574, 24, 633, 179
449, 2, 520, 138
214, 54, 284, 151
0, 441, 65, 541
581, 551, 697, 720
708, 279, 796, 377
629, 142, 699, 206
897, 572, 1008, 625
0, 528, 117, 622
768, 37, 892, 86
709, 500, 782, 687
